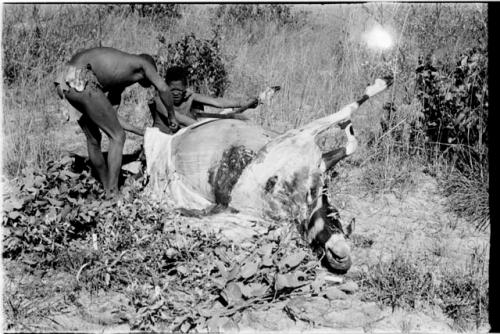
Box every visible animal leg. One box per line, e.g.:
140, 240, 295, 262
321, 120, 358, 172
300, 75, 393, 138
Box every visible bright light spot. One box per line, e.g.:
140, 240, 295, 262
363, 26, 394, 50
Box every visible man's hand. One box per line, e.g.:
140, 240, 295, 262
169, 119, 180, 132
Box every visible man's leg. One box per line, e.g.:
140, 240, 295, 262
77, 116, 108, 188
65, 88, 126, 195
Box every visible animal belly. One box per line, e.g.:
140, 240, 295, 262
230, 131, 325, 218
145, 120, 273, 209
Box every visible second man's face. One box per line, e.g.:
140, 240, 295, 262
169, 80, 187, 105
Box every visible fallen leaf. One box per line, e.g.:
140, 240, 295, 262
60, 170, 80, 179
206, 316, 227, 332
214, 247, 230, 263
211, 277, 226, 290
311, 275, 325, 295
149, 299, 164, 310
47, 197, 64, 207
226, 264, 240, 281
21, 257, 38, 266
60, 205, 72, 219
240, 260, 259, 279
3, 197, 25, 212
261, 254, 274, 267
177, 265, 188, 276
238, 282, 268, 298
8, 211, 22, 220
165, 248, 179, 259
324, 287, 347, 300
220, 282, 243, 306
275, 271, 308, 291
214, 260, 228, 278
258, 243, 274, 257
278, 251, 307, 272
122, 161, 142, 174
338, 281, 359, 294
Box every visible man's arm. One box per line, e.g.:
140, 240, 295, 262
152, 95, 197, 127
193, 93, 258, 112
142, 62, 179, 129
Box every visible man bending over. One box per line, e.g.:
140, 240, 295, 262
54, 47, 179, 197
149, 66, 259, 134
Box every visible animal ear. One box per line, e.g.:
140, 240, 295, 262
346, 218, 355, 237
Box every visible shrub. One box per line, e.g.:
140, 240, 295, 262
415, 47, 488, 175
156, 33, 229, 97
2, 157, 105, 264
3, 159, 327, 332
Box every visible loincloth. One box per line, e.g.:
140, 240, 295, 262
54, 64, 102, 93
54, 64, 102, 122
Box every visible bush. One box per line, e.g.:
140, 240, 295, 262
156, 33, 229, 97
3, 159, 329, 332
2, 157, 105, 264
415, 47, 488, 175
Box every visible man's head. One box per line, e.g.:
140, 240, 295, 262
138, 54, 157, 88
166, 66, 188, 105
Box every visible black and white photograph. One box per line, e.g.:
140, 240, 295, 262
2, 2, 490, 332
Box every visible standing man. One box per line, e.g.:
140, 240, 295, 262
55, 47, 179, 197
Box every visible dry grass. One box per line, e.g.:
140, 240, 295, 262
359, 244, 489, 332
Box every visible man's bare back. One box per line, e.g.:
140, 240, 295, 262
55, 47, 179, 197
68, 48, 155, 91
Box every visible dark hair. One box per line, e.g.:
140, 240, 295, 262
138, 54, 157, 71
165, 66, 188, 85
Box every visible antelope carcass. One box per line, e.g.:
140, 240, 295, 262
144, 76, 393, 273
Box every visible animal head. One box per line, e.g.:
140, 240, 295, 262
305, 179, 353, 273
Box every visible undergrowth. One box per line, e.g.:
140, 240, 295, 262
360, 247, 489, 332
3, 156, 343, 331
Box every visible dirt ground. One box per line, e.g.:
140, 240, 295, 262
3, 154, 490, 332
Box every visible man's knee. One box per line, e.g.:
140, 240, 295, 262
87, 135, 101, 148
109, 129, 126, 146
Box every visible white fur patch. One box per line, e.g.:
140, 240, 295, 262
365, 78, 389, 97
307, 216, 325, 244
